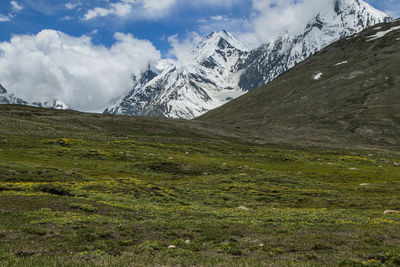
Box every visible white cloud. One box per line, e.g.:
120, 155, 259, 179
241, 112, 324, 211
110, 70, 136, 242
0, 14, 11, 22
167, 32, 202, 67
11, 1, 24, 12
84, 0, 176, 20
61, 15, 73, 21
84, 2, 133, 20
232, 0, 336, 48
141, 0, 176, 17
0, 30, 161, 112
83, 0, 245, 21
192, 0, 341, 49
190, 0, 243, 7
65, 2, 81, 10
211, 15, 224, 21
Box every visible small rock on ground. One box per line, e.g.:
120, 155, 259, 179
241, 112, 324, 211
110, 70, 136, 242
384, 210, 400, 214
238, 206, 249, 211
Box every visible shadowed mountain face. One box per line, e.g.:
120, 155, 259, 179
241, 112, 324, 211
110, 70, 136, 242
199, 20, 400, 148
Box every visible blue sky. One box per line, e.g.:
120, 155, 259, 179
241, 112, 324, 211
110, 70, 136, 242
0, 0, 398, 112
0, 0, 255, 54
0, 0, 397, 55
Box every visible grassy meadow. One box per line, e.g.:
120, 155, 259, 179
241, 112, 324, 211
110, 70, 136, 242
0, 105, 399, 266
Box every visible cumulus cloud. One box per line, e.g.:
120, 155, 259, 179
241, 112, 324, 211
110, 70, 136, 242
167, 32, 202, 67
11, 1, 24, 12
231, 0, 336, 48
84, 2, 133, 20
0, 30, 161, 112
191, 0, 339, 49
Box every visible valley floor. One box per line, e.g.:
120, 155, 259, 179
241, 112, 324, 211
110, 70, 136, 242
0, 105, 399, 266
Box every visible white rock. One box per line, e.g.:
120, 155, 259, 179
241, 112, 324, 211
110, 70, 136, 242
360, 183, 370, 186
168, 245, 176, 249
238, 206, 249, 211
185, 240, 191, 245
384, 210, 400, 214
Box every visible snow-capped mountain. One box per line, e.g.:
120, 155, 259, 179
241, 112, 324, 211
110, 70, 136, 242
238, 0, 391, 91
106, 0, 390, 119
105, 31, 248, 119
0, 84, 30, 106
32, 99, 70, 110
0, 84, 70, 110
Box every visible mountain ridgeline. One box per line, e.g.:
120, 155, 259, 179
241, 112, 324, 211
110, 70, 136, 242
199, 20, 400, 148
105, 0, 390, 119
104, 31, 249, 119
0, 84, 70, 110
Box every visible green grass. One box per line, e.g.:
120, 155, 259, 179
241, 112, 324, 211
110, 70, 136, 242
0, 105, 399, 266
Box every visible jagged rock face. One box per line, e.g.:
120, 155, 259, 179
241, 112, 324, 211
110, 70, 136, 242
105, 31, 249, 119
0, 84, 7, 94
238, 0, 390, 91
106, 0, 390, 119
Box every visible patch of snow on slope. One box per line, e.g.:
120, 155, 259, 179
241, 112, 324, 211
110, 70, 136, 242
314, 73, 323, 80
334, 61, 348, 66
367, 25, 400, 41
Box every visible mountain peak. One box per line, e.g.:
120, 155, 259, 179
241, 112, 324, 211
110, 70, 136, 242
238, 0, 390, 92
334, 0, 390, 19
193, 30, 247, 62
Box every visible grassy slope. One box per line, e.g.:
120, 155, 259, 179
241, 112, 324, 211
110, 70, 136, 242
0, 105, 399, 266
199, 20, 400, 149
